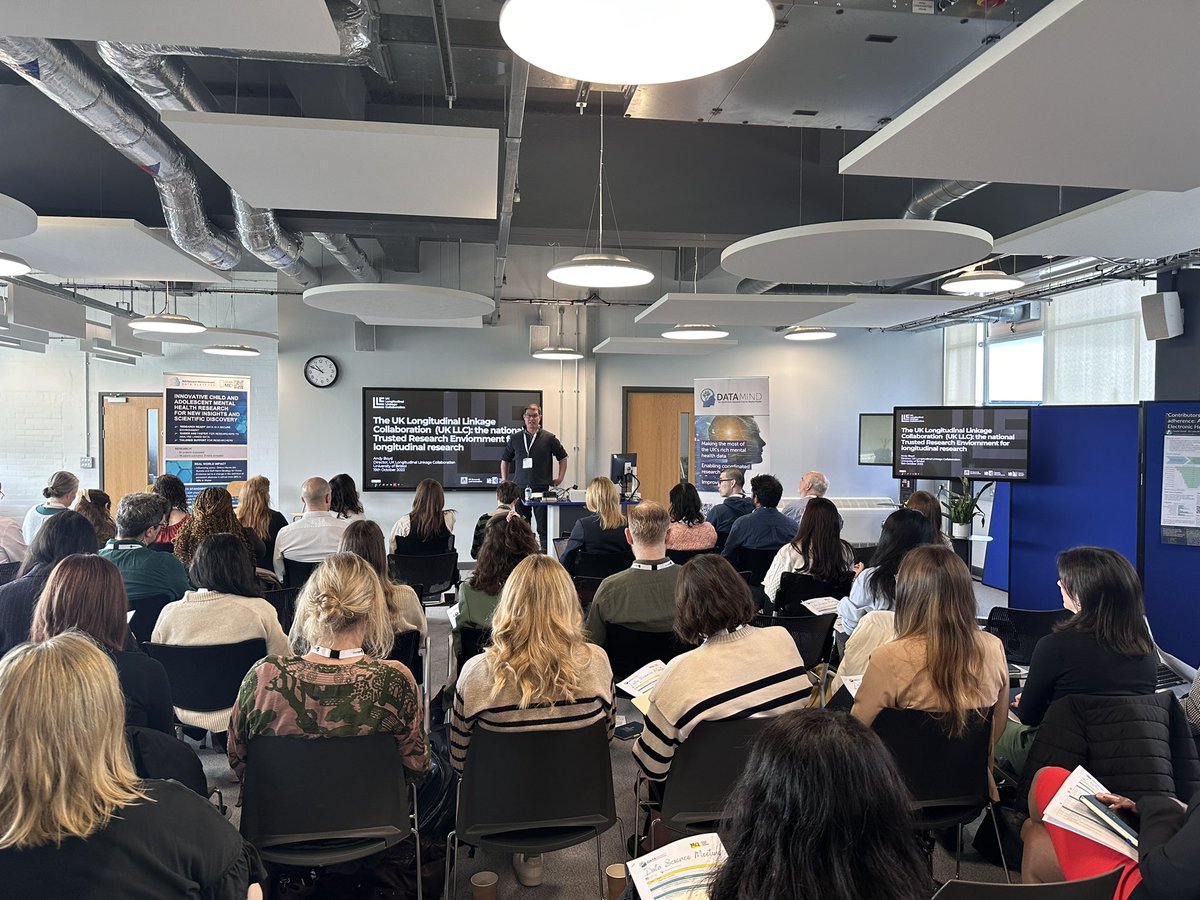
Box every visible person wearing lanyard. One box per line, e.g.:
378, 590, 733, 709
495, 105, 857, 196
500, 403, 568, 548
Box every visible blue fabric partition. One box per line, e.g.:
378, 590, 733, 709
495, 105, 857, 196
982, 481, 1010, 591
1008, 406, 1141, 612
1141, 401, 1200, 666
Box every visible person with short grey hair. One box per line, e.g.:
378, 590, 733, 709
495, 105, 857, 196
99, 492, 191, 614
21, 470, 79, 544
782, 470, 830, 528
271, 476, 351, 582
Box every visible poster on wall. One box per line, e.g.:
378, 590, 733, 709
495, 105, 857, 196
694, 376, 771, 507
163, 373, 250, 504
1160, 411, 1200, 546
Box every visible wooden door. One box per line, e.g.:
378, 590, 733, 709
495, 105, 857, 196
625, 390, 695, 506
101, 394, 163, 511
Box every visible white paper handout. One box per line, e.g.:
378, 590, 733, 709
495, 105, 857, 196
800, 596, 839, 615
627, 833, 728, 900
840, 674, 864, 697
446, 602, 460, 630
1041, 766, 1138, 861
618, 659, 665, 698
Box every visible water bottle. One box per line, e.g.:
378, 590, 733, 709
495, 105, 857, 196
524, 485, 532, 504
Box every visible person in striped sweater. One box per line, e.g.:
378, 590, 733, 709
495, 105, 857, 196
632, 554, 813, 783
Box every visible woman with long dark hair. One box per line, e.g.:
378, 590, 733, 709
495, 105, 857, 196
74, 489, 117, 546
837, 507, 934, 636
455, 515, 540, 656
173, 487, 261, 571
388, 478, 455, 555
762, 496, 854, 606
151, 473, 189, 544
665, 481, 717, 551
328, 473, 365, 521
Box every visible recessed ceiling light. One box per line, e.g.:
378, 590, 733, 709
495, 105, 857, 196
203, 344, 261, 357
532, 345, 585, 360
942, 269, 1026, 295
499, 0, 775, 86
661, 323, 730, 340
0, 251, 32, 277
783, 326, 837, 341
547, 253, 654, 288
129, 313, 207, 334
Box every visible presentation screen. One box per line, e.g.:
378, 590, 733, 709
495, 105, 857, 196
363, 387, 541, 491
893, 406, 1031, 481
859, 413, 894, 466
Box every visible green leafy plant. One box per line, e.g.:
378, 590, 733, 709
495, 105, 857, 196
940, 477, 994, 526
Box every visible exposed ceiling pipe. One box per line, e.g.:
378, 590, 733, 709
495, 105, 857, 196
902, 178, 989, 220
429, 0, 458, 108
736, 277, 781, 294
312, 232, 380, 282
0, 37, 241, 270
491, 56, 530, 323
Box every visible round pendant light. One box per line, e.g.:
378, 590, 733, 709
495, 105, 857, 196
942, 269, 1025, 296
532, 345, 585, 361
203, 344, 261, 357
500, 0, 775, 85
547, 253, 653, 288
129, 313, 207, 334
0, 251, 32, 278
783, 326, 837, 342
661, 323, 729, 340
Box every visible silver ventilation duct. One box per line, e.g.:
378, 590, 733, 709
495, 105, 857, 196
492, 57, 530, 321
0, 37, 241, 270
902, 179, 989, 220
232, 198, 320, 286
312, 232, 381, 283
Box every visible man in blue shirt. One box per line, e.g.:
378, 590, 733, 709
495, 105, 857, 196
722, 474, 796, 560
705, 467, 755, 542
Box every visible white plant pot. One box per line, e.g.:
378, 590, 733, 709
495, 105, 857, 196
951, 522, 971, 539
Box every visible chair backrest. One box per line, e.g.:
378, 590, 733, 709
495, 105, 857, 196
125, 725, 208, 796
572, 575, 606, 606
456, 625, 490, 674
727, 547, 781, 586
388, 551, 459, 600
392, 531, 455, 557
753, 613, 835, 670
0, 561, 20, 585
776, 570, 854, 614
147, 541, 174, 553
387, 630, 423, 685
456, 720, 615, 845
143, 638, 268, 712
603, 624, 686, 683
282, 556, 318, 591
659, 718, 770, 833
240, 733, 410, 854
932, 868, 1123, 899
127, 593, 176, 645
665, 548, 718, 566
263, 587, 300, 633
574, 551, 633, 580
871, 707, 993, 809
986, 607, 1071, 665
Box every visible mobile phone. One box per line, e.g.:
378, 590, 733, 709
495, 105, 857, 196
615, 721, 644, 740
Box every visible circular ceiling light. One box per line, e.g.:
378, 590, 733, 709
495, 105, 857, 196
942, 269, 1025, 296
129, 313, 207, 334
0, 251, 32, 278
661, 323, 729, 340
783, 326, 837, 342
532, 345, 585, 361
203, 344, 261, 357
499, 0, 775, 86
546, 253, 654, 288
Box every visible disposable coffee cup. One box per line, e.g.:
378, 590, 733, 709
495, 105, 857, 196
471, 870, 498, 900
606, 862, 627, 900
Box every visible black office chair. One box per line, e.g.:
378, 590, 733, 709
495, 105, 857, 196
241, 733, 421, 879
774, 570, 854, 616
143, 638, 268, 722
985, 607, 1071, 665
0, 561, 20, 585
753, 612, 836, 705
932, 869, 1121, 899
388, 630, 425, 686
282, 557, 318, 591
455, 625, 491, 676
572, 575, 606, 607
446, 720, 619, 900
725, 546, 780, 587
389, 551, 459, 604
872, 707, 1009, 882
263, 587, 300, 633
635, 718, 769, 849
125, 725, 210, 798
602, 624, 687, 683
147, 541, 175, 553
573, 551, 633, 580
665, 548, 718, 566
127, 592, 175, 645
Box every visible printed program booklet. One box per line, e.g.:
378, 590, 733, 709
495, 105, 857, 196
627, 833, 727, 900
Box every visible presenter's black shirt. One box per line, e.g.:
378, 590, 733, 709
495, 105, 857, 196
501, 428, 567, 487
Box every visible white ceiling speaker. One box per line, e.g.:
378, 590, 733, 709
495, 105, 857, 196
661, 323, 729, 340
129, 313, 208, 334
941, 268, 1025, 296
783, 326, 837, 341
499, 0, 775, 86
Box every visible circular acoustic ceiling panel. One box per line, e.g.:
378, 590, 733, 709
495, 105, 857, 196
303, 283, 494, 322
720, 219, 994, 284
0, 194, 37, 240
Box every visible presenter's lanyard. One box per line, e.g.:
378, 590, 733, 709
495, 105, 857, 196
524, 430, 537, 456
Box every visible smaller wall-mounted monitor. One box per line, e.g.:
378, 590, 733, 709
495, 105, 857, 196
893, 406, 1031, 481
610, 453, 637, 490
859, 413, 894, 466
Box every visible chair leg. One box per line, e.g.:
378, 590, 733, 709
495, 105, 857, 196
955, 823, 963, 880
595, 830, 605, 899
411, 782, 422, 900
988, 803, 1012, 883
445, 829, 457, 900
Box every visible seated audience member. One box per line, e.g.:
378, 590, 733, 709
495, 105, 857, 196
455, 514, 539, 656
852, 545, 1008, 767
0, 476, 27, 563
271, 477, 351, 582
780, 470, 829, 528
151, 473, 190, 544
471, 480, 521, 559
152, 533, 289, 738
173, 487, 261, 572
450, 553, 614, 886
31, 554, 173, 734
664, 481, 717, 551
762, 496, 854, 607
1184, 669, 1200, 736
0, 632, 265, 898
560, 476, 631, 575
339, 519, 426, 639
705, 467, 754, 542
389, 478, 456, 556
74, 488, 117, 547
837, 507, 933, 637
229, 553, 429, 784
633, 554, 810, 783
21, 470, 78, 544
236, 475, 290, 571
585, 502, 678, 645
329, 473, 365, 521
0, 511, 97, 657
998, 546, 1157, 774
99, 493, 191, 608
721, 474, 796, 561
905, 490, 951, 547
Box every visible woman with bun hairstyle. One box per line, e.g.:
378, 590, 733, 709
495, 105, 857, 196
21, 470, 79, 544
74, 488, 117, 546
228, 552, 429, 783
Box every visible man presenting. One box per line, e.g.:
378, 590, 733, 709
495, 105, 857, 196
500, 402, 568, 547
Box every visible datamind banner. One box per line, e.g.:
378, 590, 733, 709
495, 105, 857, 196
164, 373, 250, 502
694, 376, 771, 507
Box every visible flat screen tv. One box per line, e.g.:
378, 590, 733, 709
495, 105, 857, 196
859, 413, 894, 467
363, 387, 541, 490
893, 406, 1031, 481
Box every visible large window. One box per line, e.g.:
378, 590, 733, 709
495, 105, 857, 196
987, 334, 1044, 404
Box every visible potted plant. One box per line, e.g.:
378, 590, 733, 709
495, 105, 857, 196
940, 477, 994, 539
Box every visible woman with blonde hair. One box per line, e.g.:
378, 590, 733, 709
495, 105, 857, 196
173, 486, 262, 571
228, 552, 429, 784
0, 632, 266, 896
74, 488, 116, 546
560, 476, 631, 575
389, 478, 456, 556
236, 475, 289, 570
21, 469, 79, 544
339, 519, 426, 637
450, 553, 614, 886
